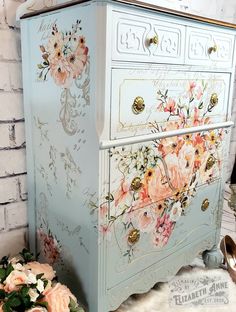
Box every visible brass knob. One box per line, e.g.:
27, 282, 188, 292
210, 93, 218, 107
201, 199, 210, 211
128, 229, 140, 245
131, 177, 142, 191
208, 45, 217, 54
132, 96, 145, 115
205, 155, 216, 171
149, 35, 159, 46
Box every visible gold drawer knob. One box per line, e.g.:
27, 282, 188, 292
149, 35, 159, 46
210, 93, 218, 107
201, 199, 210, 211
208, 44, 217, 54
132, 96, 145, 114
128, 229, 140, 245
131, 177, 142, 191
205, 155, 216, 171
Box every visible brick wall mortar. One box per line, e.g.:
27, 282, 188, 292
0, 0, 27, 256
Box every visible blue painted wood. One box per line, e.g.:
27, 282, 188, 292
20, 1, 236, 311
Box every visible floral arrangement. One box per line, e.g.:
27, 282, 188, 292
0, 249, 84, 312
93, 79, 224, 260
37, 20, 88, 88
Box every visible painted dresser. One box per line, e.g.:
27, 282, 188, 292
19, 0, 235, 311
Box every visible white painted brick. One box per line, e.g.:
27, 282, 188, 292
0, 148, 26, 177
0, 93, 24, 120
0, 122, 25, 148
0, 29, 21, 61
18, 174, 27, 201
0, 62, 11, 91
9, 63, 22, 90
230, 142, 236, 155
0, 176, 19, 203
0, 228, 27, 258
0, 63, 22, 91
0, 0, 6, 28
4, 0, 25, 28
5, 201, 27, 229
0, 207, 5, 231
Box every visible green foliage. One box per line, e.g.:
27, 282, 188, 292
19, 249, 36, 264
69, 297, 85, 312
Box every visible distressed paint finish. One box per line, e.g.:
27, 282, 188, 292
19, 1, 236, 311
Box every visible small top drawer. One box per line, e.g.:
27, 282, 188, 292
186, 26, 235, 68
112, 10, 185, 64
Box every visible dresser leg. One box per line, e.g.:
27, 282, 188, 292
202, 244, 223, 268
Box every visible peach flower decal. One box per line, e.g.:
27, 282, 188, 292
37, 21, 90, 136
97, 80, 223, 261
38, 22, 88, 89
37, 229, 61, 266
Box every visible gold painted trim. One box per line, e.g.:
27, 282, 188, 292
21, 0, 236, 29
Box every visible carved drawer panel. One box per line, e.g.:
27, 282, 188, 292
104, 134, 224, 289
112, 10, 185, 64
186, 26, 235, 68
111, 68, 230, 139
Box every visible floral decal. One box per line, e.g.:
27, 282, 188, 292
155, 80, 217, 127
98, 82, 224, 261
37, 193, 62, 266
37, 20, 90, 135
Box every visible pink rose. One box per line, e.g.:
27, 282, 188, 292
114, 178, 131, 207
164, 154, 183, 190
50, 58, 73, 88
4, 270, 28, 292
164, 98, 176, 113
43, 283, 77, 312
67, 45, 88, 79
188, 81, 196, 96
25, 262, 56, 281
146, 166, 173, 202
178, 144, 195, 188
37, 229, 61, 266
138, 211, 154, 233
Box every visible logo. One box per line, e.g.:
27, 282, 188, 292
169, 273, 229, 307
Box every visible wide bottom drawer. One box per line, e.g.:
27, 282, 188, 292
105, 180, 221, 289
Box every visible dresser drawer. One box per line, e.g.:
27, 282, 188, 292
105, 176, 221, 289
111, 68, 230, 139
186, 26, 235, 68
111, 10, 185, 64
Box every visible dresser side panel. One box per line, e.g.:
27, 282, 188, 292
20, 3, 100, 309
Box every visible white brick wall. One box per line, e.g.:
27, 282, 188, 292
0, 0, 27, 257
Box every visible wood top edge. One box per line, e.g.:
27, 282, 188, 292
20, 0, 236, 29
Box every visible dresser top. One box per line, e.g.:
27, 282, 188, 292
21, 0, 236, 29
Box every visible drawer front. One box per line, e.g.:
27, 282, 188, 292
186, 26, 235, 68
112, 10, 185, 64
111, 68, 230, 139
105, 175, 221, 289
102, 130, 225, 289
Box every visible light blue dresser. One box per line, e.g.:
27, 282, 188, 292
19, 0, 235, 311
